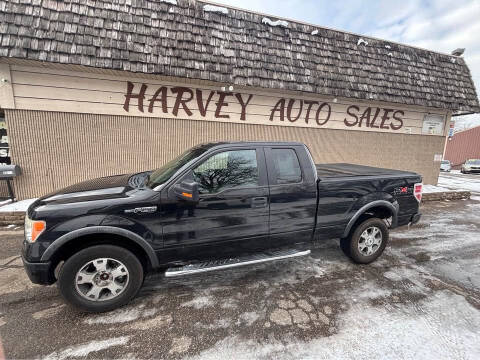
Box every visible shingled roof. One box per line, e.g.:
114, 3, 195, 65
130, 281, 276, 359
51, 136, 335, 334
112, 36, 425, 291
0, 0, 479, 113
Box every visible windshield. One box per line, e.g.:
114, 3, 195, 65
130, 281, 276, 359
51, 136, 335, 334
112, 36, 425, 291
147, 146, 208, 189
466, 159, 480, 165
441, 161, 450, 165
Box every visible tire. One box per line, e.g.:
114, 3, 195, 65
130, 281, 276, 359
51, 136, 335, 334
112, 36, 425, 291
57, 245, 144, 313
340, 218, 389, 264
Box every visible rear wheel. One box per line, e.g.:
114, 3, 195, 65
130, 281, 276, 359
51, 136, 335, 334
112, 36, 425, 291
340, 218, 389, 264
57, 245, 144, 312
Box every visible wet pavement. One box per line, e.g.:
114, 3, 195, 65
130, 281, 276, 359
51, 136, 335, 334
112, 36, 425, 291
1, 199, 479, 359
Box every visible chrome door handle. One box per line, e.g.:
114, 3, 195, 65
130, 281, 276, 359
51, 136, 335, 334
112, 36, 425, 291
251, 197, 268, 208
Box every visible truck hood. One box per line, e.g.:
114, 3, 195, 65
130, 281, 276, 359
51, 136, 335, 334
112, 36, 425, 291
37, 172, 150, 205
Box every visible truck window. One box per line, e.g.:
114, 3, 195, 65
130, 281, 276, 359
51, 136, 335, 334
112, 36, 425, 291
193, 150, 259, 194
272, 148, 302, 184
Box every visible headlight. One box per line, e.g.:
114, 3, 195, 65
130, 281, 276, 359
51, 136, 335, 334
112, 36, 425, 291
24, 216, 46, 243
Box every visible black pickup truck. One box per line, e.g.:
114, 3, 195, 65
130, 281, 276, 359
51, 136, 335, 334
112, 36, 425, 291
23, 141, 422, 312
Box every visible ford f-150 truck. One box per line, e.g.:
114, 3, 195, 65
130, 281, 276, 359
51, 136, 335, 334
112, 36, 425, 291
23, 142, 422, 312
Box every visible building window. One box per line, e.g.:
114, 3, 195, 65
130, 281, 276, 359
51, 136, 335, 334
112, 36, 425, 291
422, 114, 445, 135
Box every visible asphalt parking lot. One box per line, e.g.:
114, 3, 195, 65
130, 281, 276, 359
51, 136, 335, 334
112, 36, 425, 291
1, 199, 479, 359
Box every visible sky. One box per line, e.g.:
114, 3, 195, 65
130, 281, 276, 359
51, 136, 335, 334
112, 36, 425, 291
213, 0, 480, 131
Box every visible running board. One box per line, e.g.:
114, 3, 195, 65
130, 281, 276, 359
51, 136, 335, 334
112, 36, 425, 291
164, 249, 311, 277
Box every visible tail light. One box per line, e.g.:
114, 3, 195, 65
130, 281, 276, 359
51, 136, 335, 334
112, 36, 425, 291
414, 183, 423, 203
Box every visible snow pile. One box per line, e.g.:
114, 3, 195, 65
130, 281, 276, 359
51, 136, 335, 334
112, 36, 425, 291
438, 173, 480, 194
0, 198, 37, 212
0, 199, 11, 207
422, 184, 456, 194
357, 38, 368, 46
311, 29, 319, 35
262, 17, 289, 28
160, 0, 177, 4
203, 4, 229, 14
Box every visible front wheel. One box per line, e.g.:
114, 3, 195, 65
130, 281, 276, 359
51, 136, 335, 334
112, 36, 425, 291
340, 218, 389, 264
57, 245, 144, 313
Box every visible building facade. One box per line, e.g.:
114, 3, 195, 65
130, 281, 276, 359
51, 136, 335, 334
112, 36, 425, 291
444, 125, 480, 169
0, 0, 479, 199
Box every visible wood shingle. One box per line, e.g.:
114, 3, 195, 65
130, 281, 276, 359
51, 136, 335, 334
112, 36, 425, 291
0, 0, 478, 113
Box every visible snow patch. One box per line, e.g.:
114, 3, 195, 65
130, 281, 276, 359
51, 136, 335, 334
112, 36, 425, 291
391, 203, 480, 253
387, 52, 393, 57
385, 44, 391, 49
43, 336, 130, 360
0, 198, 37, 212
203, 5, 229, 14
238, 311, 261, 326
84, 305, 155, 324
160, 0, 177, 4
262, 17, 289, 28
339, 281, 392, 301
357, 38, 368, 46
181, 295, 214, 309
190, 292, 480, 359
311, 29, 319, 35
196, 318, 231, 330
383, 270, 403, 281
450, 57, 456, 63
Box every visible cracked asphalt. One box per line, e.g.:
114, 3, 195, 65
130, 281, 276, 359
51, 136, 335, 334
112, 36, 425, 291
1, 199, 479, 359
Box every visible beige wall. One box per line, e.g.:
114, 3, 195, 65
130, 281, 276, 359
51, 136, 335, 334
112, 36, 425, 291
4, 63, 449, 136
7, 109, 443, 199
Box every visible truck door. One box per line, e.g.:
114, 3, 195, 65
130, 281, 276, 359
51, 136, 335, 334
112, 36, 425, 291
160, 147, 270, 258
264, 146, 317, 248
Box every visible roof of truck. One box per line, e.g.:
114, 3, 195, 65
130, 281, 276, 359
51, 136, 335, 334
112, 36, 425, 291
196, 141, 305, 150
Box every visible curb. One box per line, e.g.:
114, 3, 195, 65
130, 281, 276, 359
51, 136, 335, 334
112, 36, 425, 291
0, 212, 25, 226
422, 191, 471, 202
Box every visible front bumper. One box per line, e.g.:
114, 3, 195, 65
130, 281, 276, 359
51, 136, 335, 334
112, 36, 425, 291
22, 256, 55, 285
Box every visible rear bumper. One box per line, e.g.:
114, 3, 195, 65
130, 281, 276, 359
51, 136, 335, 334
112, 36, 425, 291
22, 257, 55, 285
410, 213, 422, 225
396, 212, 421, 227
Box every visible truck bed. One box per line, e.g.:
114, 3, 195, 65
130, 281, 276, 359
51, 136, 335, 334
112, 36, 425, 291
316, 163, 418, 179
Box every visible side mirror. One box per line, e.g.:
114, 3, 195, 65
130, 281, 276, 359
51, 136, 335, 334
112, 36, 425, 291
173, 181, 199, 202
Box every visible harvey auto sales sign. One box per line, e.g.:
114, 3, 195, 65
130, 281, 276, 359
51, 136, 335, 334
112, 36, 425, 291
122, 81, 410, 132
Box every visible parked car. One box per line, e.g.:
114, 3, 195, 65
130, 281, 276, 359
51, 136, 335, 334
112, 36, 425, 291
23, 142, 423, 312
461, 159, 480, 174
440, 160, 451, 172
